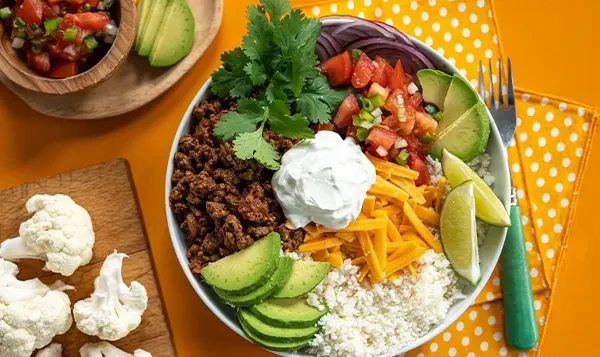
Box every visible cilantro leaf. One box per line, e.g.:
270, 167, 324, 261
296, 75, 352, 123
237, 98, 265, 119
234, 125, 280, 170
214, 112, 262, 141
211, 48, 253, 98
267, 101, 314, 139
273, 10, 321, 58
261, 0, 290, 24
244, 61, 268, 86
296, 93, 331, 124
243, 5, 275, 64
265, 82, 288, 102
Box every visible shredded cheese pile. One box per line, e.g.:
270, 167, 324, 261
298, 153, 447, 284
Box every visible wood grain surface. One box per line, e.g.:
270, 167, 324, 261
0, 0, 136, 95
0, 159, 176, 357
0, 0, 223, 120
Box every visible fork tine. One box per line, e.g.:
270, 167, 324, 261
478, 61, 486, 100
488, 59, 495, 109
498, 58, 504, 107
507, 57, 515, 106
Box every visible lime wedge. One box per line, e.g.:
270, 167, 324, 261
440, 181, 480, 285
442, 149, 511, 227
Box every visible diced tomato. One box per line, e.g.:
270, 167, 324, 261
320, 51, 353, 87
367, 82, 390, 101
384, 89, 417, 135
372, 56, 392, 87
65, 0, 86, 4
333, 94, 360, 129
47, 0, 63, 4
388, 60, 408, 95
42, 4, 57, 18
346, 125, 359, 142
15, 0, 43, 25
48, 41, 82, 61
408, 153, 431, 186
414, 111, 438, 137
26, 50, 50, 74
311, 123, 335, 132
408, 92, 423, 108
366, 127, 399, 151
365, 144, 384, 157
86, 0, 100, 6
351, 53, 376, 89
404, 134, 433, 154
66, 12, 109, 31
49, 61, 78, 78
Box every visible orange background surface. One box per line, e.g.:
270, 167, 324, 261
0, 0, 599, 356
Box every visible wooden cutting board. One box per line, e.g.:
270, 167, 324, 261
0, 159, 176, 357
0, 0, 222, 120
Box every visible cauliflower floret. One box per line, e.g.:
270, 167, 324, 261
73, 251, 148, 341
80, 342, 151, 357
36, 343, 63, 357
0, 259, 73, 357
0, 194, 95, 276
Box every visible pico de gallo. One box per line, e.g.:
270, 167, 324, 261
0, 0, 118, 78
320, 49, 443, 186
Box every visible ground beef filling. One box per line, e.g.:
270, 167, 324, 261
169, 99, 305, 274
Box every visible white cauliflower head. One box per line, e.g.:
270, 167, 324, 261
0, 194, 95, 276
73, 251, 148, 341
36, 343, 63, 357
0, 259, 73, 357
80, 342, 152, 357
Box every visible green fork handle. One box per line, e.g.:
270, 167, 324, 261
500, 204, 539, 350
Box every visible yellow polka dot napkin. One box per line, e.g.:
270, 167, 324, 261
294, 0, 598, 355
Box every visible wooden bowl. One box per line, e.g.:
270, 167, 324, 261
0, 0, 136, 95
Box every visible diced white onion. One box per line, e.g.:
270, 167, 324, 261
11, 37, 25, 49
97, 2, 104, 9
394, 138, 408, 149
104, 34, 116, 44
407, 82, 419, 95
376, 146, 388, 157
359, 121, 374, 130
51, 4, 60, 13
371, 108, 382, 118
63, 45, 77, 57
83, 30, 93, 37
104, 23, 118, 36
373, 116, 382, 125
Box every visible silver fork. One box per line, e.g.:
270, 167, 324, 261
478, 59, 538, 350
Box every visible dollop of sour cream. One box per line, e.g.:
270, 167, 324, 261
272, 131, 376, 229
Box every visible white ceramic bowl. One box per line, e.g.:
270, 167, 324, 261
165, 18, 510, 357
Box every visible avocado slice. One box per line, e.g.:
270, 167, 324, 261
134, 0, 152, 48
214, 256, 294, 307
135, 0, 170, 56
430, 102, 490, 161
239, 309, 319, 342
201, 233, 280, 295
417, 69, 453, 110
149, 0, 195, 67
251, 298, 328, 328
240, 316, 313, 352
272, 260, 330, 299
440, 75, 479, 131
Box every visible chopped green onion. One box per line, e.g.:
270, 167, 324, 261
30, 42, 42, 53
0, 7, 11, 20
29, 23, 39, 31
424, 103, 439, 115
356, 127, 369, 142
13, 30, 26, 38
359, 109, 375, 122
360, 97, 374, 112
352, 115, 363, 126
62, 26, 78, 42
83, 3, 92, 10
420, 133, 437, 144
368, 94, 385, 108
14, 17, 25, 29
84, 36, 98, 50
432, 112, 443, 122
351, 49, 362, 63
394, 149, 410, 165
44, 18, 58, 33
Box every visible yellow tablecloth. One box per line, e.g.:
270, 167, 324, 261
0, 0, 599, 356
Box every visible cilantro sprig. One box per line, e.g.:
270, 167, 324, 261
211, 0, 351, 170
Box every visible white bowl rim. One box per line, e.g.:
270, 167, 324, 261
165, 17, 510, 357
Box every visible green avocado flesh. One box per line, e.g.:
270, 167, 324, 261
214, 256, 294, 307
440, 75, 480, 131
149, 0, 195, 67
430, 102, 490, 161
272, 260, 330, 298
135, 0, 169, 56
200, 233, 280, 295
250, 298, 328, 328
239, 309, 320, 342
240, 316, 313, 352
417, 69, 453, 110
134, 0, 152, 48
